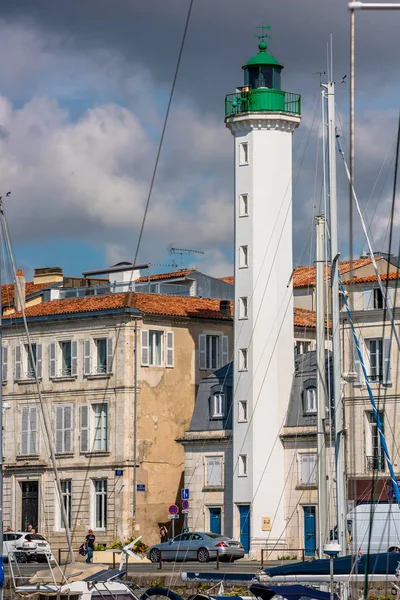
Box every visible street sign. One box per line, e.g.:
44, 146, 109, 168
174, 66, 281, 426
168, 504, 179, 515
115, 469, 124, 476
181, 509, 189, 514
182, 499, 189, 510
168, 514, 179, 520
137, 484, 146, 492
181, 488, 190, 500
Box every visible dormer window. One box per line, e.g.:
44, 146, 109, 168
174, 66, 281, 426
303, 386, 317, 414
211, 393, 225, 419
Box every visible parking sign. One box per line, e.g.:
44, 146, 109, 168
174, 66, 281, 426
181, 488, 190, 500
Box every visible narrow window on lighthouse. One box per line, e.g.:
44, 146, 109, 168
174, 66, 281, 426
239, 194, 249, 216
238, 454, 248, 476
239, 142, 249, 165
239, 297, 248, 319
239, 348, 248, 371
239, 245, 248, 268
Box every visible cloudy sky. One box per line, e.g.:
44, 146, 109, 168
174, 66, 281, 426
0, 0, 399, 279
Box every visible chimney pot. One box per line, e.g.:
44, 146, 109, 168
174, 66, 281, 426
33, 267, 63, 284
15, 270, 26, 313
219, 299, 231, 316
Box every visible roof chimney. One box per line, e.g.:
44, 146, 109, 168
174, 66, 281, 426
33, 267, 63, 284
15, 269, 26, 313
219, 299, 232, 316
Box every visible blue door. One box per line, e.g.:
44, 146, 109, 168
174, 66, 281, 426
239, 505, 251, 554
209, 508, 221, 534
304, 506, 316, 556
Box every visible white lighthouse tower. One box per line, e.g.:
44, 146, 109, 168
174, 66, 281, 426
225, 28, 301, 557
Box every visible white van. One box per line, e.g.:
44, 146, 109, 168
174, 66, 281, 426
348, 504, 400, 554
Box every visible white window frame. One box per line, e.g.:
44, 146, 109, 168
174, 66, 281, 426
295, 340, 311, 355
2, 345, 7, 383
141, 329, 174, 368
304, 387, 317, 414
239, 193, 249, 217
205, 456, 223, 487
92, 403, 108, 452
80, 402, 109, 453
211, 393, 225, 419
92, 479, 108, 530
239, 142, 249, 166
238, 348, 248, 371
299, 453, 317, 485
54, 404, 74, 454
365, 411, 385, 471
239, 245, 249, 268
238, 454, 248, 477
83, 337, 113, 377
57, 480, 72, 531
199, 334, 228, 370
20, 406, 39, 456
239, 297, 248, 320
15, 343, 42, 381
238, 400, 248, 422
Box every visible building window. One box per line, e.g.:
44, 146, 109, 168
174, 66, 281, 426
300, 454, 316, 485
55, 404, 73, 454
238, 400, 248, 422
15, 344, 42, 380
365, 411, 385, 472
60, 341, 72, 376
80, 403, 108, 453
199, 334, 228, 370
239, 297, 248, 319
239, 142, 249, 165
141, 330, 174, 367
83, 337, 113, 376
60, 480, 72, 530
239, 348, 248, 371
239, 194, 249, 216
20, 406, 39, 455
366, 338, 390, 383
2, 346, 7, 383
238, 454, 248, 477
210, 393, 225, 419
363, 288, 385, 310
294, 340, 311, 355
93, 479, 107, 529
303, 387, 317, 414
49, 340, 78, 378
206, 456, 223, 487
239, 245, 249, 268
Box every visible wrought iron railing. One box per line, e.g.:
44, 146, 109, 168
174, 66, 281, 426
225, 89, 301, 118
366, 454, 385, 472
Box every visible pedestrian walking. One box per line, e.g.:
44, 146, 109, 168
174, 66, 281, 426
84, 529, 96, 564
160, 525, 168, 543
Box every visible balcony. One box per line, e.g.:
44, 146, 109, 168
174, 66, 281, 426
225, 89, 301, 119
365, 454, 385, 472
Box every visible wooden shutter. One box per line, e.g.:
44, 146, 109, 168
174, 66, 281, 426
365, 413, 373, 456
386, 287, 395, 309
64, 405, 73, 453
15, 345, 22, 380
199, 334, 207, 370
363, 289, 373, 310
80, 405, 90, 453
55, 405, 64, 454
84, 339, 92, 376
221, 335, 229, 367
207, 457, 222, 487
141, 330, 149, 366
165, 332, 174, 368
20, 406, 29, 455
49, 342, 57, 378
106, 337, 113, 374
29, 407, 38, 454
36, 343, 42, 378
71, 341, 78, 376
353, 339, 364, 386
2, 346, 7, 382
383, 337, 392, 385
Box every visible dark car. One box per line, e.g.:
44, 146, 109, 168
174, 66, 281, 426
147, 532, 244, 563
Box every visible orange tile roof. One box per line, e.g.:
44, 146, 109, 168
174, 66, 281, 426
292, 257, 379, 288
135, 269, 196, 283
293, 307, 331, 329
5, 292, 234, 322
2, 281, 58, 306
341, 271, 400, 285
219, 276, 234, 284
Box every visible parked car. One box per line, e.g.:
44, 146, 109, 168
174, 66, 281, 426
147, 532, 244, 563
3, 532, 55, 563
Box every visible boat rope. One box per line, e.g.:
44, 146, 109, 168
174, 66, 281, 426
338, 273, 400, 504
336, 134, 400, 353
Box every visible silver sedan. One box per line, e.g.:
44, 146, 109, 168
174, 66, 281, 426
147, 532, 244, 563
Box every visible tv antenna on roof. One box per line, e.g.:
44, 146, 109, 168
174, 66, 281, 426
168, 245, 205, 270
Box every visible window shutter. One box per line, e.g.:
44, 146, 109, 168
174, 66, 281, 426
363, 289, 373, 310
365, 413, 373, 456
29, 407, 38, 454
106, 337, 113, 374
84, 340, 92, 376
207, 457, 222, 486
199, 334, 207, 370
15, 345, 21, 380
80, 405, 90, 453
36, 343, 42, 378
141, 330, 149, 366
2, 346, 7, 382
55, 405, 64, 454
21, 407, 29, 455
49, 342, 57, 378
386, 287, 395, 309
71, 341, 78, 376
383, 337, 392, 385
221, 335, 229, 367
353, 340, 364, 386
64, 405, 73, 453
165, 332, 174, 368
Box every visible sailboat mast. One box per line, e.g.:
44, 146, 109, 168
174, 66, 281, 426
326, 81, 348, 555
0, 199, 3, 600
316, 215, 328, 557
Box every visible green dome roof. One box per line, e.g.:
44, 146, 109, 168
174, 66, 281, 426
242, 41, 283, 70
